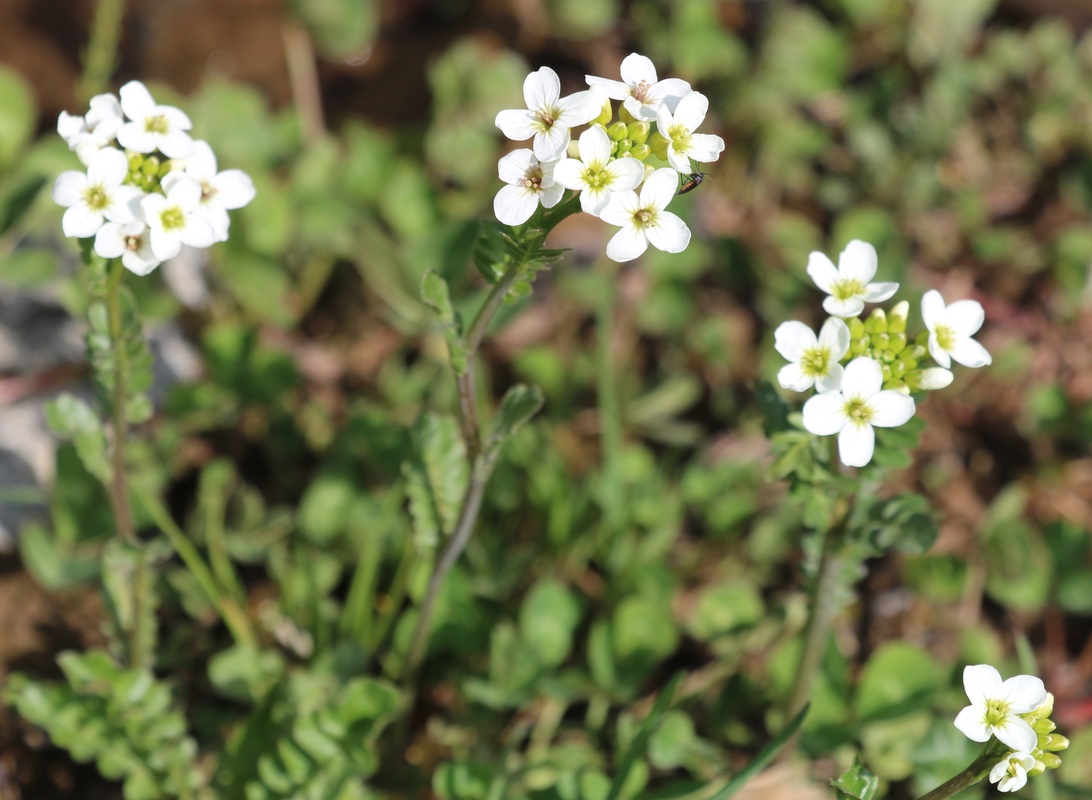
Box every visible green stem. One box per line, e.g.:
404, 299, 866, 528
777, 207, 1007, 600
80, 0, 126, 101
281, 20, 325, 145
596, 274, 624, 539
135, 486, 259, 649
105, 259, 135, 543
915, 745, 1003, 800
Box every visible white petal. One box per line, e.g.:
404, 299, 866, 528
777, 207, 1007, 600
947, 300, 986, 337
552, 157, 585, 190
949, 338, 992, 368
149, 227, 182, 261
640, 168, 680, 210
861, 281, 899, 302
963, 665, 1003, 707
921, 290, 945, 331
673, 91, 709, 131
604, 157, 645, 192
645, 211, 691, 254
774, 321, 819, 362
185, 140, 218, 179
87, 147, 129, 186
815, 364, 844, 394
666, 146, 691, 174
807, 252, 839, 293
838, 240, 878, 283
116, 123, 157, 153
94, 223, 126, 258
180, 216, 216, 249
619, 53, 657, 86
802, 393, 847, 436
927, 334, 952, 369
998, 771, 1027, 793
123, 248, 161, 276
685, 133, 725, 163
993, 716, 1038, 753
557, 89, 602, 126
167, 177, 203, 211
822, 296, 866, 318
623, 96, 658, 121
999, 675, 1047, 713
539, 182, 565, 209
533, 125, 570, 162
159, 106, 192, 132
52, 171, 88, 207
600, 192, 640, 227
869, 391, 916, 427
652, 79, 691, 107
57, 111, 84, 141
578, 126, 612, 165
841, 357, 884, 398
214, 170, 256, 209
990, 761, 1010, 784
778, 363, 813, 392
119, 80, 155, 121
580, 186, 610, 216
105, 186, 143, 224
606, 225, 648, 262
62, 205, 103, 238
838, 422, 875, 467
495, 109, 538, 142
919, 368, 954, 390
953, 705, 992, 742
584, 76, 630, 100
817, 317, 851, 360
525, 67, 560, 111
498, 149, 536, 184
157, 130, 195, 159
494, 184, 539, 226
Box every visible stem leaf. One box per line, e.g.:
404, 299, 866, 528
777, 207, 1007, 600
485, 384, 544, 460
421, 270, 469, 374
830, 755, 879, 800
402, 413, 469, 548
45, 392, 111, 483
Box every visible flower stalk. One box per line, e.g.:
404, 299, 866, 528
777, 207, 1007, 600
915, 744, 1004, 800
105, 258, 136, 543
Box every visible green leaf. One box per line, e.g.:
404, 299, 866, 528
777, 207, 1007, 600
0, 65, 35, 170
0, 172, 46, 238
605, 672, 683, 800
45, 393, 111, 483
101, 539, 165, 669
519, 579, 581, 667
485, 384, 544, 461
421, 271, 469, 374
289, 0, 378, 59
705, 703, 810, 799
854, 642, 942, 721
402, 413, 469, 548
17, 522, 100, 591
855, 492, 939, 555
831, 756, 879, 800
208, 644, 286, 704
648, 710, 696, 770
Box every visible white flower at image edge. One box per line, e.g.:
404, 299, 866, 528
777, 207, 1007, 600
553, 126, 644, 216
600, 168, 691, 263
921, 290, 992, 369
990, 752, 1036, 794
51, 147, 142, 238
655, 91, 725, 174
775, 317, 850, 393
94, 222, 161, 276
954, 664, 1046, 753
117, 80, 195, 159
141, 177, 216, 261
802, 356, 916, 468
57, 92, 124, 165
495, 67, 602, 162
165, 140, 255, 242
585, 52, 691, 121
807, 240, 899, 318
493, 149, 564, 226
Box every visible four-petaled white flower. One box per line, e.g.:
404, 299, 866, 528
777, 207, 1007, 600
495, 67, 602, 162
802, 356, 916, 467
493, 149, 564, 226
586, 53, 691, 122
51, 147, 142, 238
117, 80, 195, 159
600, 168, 691, 262
164, 140, 255, 242
921, 290, 992, 369
990, 752, 1036, 794
553, 127, 644, 216
140, 177, 216, 261
954, 664, 1046, 753
58, 93, 124, 166
94, 222, 161, 276
655, 91, 725, 175
775, 317, 850, 393
807, 240, 899, 318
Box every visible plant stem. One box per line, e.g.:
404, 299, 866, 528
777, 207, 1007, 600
595, 272, 624, 539
105, 259, 135, 543
915, 746, 1002, 800
80, 0, 125, 101
281, 19, 325, 146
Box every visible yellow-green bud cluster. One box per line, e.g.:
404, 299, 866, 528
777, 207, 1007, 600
127, 152, 175, 193
1021, 693, 1068, 777
604, 112, 652, 161
845, 303, 921, 391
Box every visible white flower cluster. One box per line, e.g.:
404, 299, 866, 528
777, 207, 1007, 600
52, 81, 255, 276
954, 665, 1068, 793
775, 240, 992, 467
493, 54, 724, 262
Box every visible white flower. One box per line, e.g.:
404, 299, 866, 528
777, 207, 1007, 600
655, 92, 725, 174
921, 290, 991, 369
802, 356, 916, 467
775, 317, 850, 393
493, 149, 564, 226
585, 53, 691, 121
553, 127, 644, 216
116, 80, 195, 159
140, 176, 216, 261
94, 222, 161, 276
163, 141, 254, 242
954, 664, 1046, 753
806, 240, 899, 318
495, 67, 602, 162
51, 147, 142, 238
990, 752, 1036, 793
600, 168, 691, 263
57, 93, 124, 165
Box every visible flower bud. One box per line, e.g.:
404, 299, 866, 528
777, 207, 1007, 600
627, 121, 650, 144
619, 104, 636, 124
888, 332, 907, 354
128, 152, 144, 173
1043, 734, 1069, 752
1039, 752, 1062, 770
649, 131, 669, 160
1032, 718, 1056, 735
848, 317, 866, 339
871, 333, 891, 352
615, 138, 633, 154
628, 143, 651, 161
607, 121, 629, 141
1029, 693, 1055, 720
594, 100, 612, 127
1028, 760, 1046, 778
141, 155, 160, 178
865, 309, 888, 334
890, 361, 907, 379
888, 300, 909, 333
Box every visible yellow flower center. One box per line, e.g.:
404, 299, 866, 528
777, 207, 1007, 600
844, 397, 873, 426
800, 348, 831, 378
985, 698, 1011, 728
158, 205, 185, 232
832, 278, 864, 301
934, 323, 956, 352
81, 183, 110, 212
144, 114, 169, 134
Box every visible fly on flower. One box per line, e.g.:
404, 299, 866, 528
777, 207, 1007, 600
676, 172, 706, 195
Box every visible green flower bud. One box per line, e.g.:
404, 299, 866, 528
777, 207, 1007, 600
848, 318, 866, 339
607, 121, 629, 141
649, 131, 669, 160
141, 155, 160, 178
1043, 734, 1070, 752
1029, 693, 1055, 720
128, 152, 144, 173
881, 364, 893, 382
627, 121, 650, 144
594, 100, 612, 127
615, 138, 633, 154
880, 349, 896, 364
865, 309, 888, 334
1032, 718, 1056, 735
888, 300, 909, 333
871, 333, 891, 352
884, 379, 908, 392
850, 338, 869, 356
890, 361, 907, 379
915, 330, 930, 348
628, 143, 651, 161
1028, 760, 1046, 778
888, 332, 907, 354
1039, 752, 1062, 770
619, 104, 636, 124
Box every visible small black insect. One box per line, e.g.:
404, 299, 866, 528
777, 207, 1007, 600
677, 171, 706, 195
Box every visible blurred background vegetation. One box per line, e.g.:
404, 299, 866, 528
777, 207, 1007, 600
1, 0, 1092, 798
